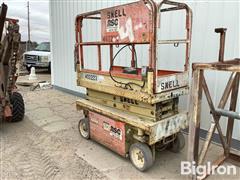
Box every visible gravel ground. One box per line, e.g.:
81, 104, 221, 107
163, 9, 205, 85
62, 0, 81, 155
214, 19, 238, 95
1, 74, 239, 180
0, 87, 107, 180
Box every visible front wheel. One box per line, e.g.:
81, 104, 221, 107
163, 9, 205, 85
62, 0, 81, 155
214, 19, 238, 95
78, 118, 90, 139
10, 92, 25, 122
129, 142, 154, 171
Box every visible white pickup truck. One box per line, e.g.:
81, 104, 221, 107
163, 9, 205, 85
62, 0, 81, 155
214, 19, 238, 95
23, 42, 51, 72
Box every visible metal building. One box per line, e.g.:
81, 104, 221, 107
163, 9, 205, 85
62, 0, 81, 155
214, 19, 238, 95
49, 1, 240, 144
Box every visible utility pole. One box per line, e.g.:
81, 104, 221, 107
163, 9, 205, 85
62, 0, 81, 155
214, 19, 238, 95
27, 1, 30, 51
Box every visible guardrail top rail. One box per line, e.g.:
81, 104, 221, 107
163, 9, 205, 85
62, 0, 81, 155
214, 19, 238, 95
75, 0, 192, 102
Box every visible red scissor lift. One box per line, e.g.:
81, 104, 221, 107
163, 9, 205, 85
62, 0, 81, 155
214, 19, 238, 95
75, 0, 192, 171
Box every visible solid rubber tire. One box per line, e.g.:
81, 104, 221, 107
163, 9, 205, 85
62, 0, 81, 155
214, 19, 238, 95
129, 142, 154, 171
78, 118, 90, 139
168, 132, 185, 153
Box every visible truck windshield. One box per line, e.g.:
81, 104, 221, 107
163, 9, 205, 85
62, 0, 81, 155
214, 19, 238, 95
34, 42, 50, 52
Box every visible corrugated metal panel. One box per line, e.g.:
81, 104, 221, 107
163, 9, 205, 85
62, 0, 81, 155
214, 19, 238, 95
49, 0, 239, 140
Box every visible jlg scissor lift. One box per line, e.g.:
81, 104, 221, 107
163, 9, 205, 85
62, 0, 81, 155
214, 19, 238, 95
75, 0, 192, 171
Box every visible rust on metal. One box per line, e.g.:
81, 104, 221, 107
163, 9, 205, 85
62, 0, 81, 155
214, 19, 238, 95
89, 111, 126, 156
4, 105, 12, 118
75, 0, 192, 97
0, 3, 22, 121
75, 0, 193, 167
188, 28, 240, 180
101, 1, 151, 43
0, 3, 7, 40
215, 28, 227, 62
97, 44, 102, 70
76, 98, 188, 145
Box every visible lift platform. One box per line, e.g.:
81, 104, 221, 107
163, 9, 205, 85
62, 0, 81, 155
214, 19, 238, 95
75, 0, 192, 171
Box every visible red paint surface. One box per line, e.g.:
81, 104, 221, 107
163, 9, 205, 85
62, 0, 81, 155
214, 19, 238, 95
82, 66, 181, 80
89, 111, 126, 156
4, 105, 12, 118
101, 1, 150, 43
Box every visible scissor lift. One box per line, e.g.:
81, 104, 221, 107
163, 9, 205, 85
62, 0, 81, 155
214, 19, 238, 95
75, 0, 192, 171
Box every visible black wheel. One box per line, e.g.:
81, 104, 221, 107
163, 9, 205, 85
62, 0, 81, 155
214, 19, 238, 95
10, 92, 25, 122
78, 118, 90, 139
168, 132, 185, 153
48, 62, 51, 73
129, 142, 154, 171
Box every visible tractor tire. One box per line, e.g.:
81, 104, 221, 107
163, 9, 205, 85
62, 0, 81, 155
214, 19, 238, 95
78, 118, 90, 139
10, 92, 25, 122
129, 142, 154, 171
167, 132, 185, 153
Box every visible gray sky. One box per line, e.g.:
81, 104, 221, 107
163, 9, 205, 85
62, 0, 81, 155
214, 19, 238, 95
1, 0, 49, 43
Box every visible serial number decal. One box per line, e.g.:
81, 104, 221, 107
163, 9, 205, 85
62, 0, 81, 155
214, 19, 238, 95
84, 74, 98, 81
83, 73, 104, 82
106, 8, 126, 32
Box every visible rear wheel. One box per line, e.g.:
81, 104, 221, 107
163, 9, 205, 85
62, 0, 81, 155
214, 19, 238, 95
129, 142, 154, 171
10, 92, 25, 122
167, 132, 185, 153
78, 118, 90, 139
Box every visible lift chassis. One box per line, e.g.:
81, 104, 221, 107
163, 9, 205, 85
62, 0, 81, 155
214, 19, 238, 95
75, 0, 192, 171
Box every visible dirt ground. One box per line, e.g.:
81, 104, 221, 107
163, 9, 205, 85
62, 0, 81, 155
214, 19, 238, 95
0, 74, 239, 180
0, 88, 107, 179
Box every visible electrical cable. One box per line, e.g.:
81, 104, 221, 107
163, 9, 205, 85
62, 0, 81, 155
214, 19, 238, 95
128, 45, 138, 68
125, 45, 146, 89
109, 44, 145, 89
